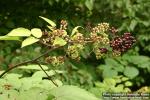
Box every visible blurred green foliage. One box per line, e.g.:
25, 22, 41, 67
0, 0, 150, 99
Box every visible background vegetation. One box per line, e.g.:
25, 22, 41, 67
0, 0, 150, 99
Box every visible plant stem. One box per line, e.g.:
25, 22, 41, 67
36, 62, 58, 87
0, 46, 60, 78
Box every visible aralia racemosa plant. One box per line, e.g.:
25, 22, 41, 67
0, 16, 136, 86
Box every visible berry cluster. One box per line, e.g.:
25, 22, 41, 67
92, 23, 109, 33
90, 22, 110, 59
45, 56, 65, 66
66, 44, 83, 60
99, 48, 108, 53
109, 27, 118, 34
41, 20, 69, 46
41, 20, 136, 62
71, 32, 84, 44
110, 33, 136, 53
94, 47, 108, 59
44, 29, 68, 46
60, 20, 68, 30
91, 23, 110, 43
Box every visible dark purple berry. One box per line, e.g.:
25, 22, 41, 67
110, 32, 136, 53
99, 48, 108, 53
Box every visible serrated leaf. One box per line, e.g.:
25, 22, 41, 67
31, 28, 42, 38
71, 26, 83, 37
21, 36, 39, 48
53, 37, 67, 46
51, 85, 99, 100
0, 36, 20, 41
124, 67, 139, 79
39, 16, 56, 27
7, 28, 31, 37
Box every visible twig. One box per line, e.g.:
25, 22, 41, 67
0, 46, 60, 78
36, 62, 58, 87
0, 60, 34, 78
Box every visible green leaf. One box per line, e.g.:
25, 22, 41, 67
41, 79, 63, 88
103, 69, 118, 78
141, 21, 149, 27
126, 55, 150, 65
4, 73, 22, 79
125, 81, 133, 86
7, 28, 31, 37
53, 37, 67, 46
94, 82, 105, 88
19, 78, 35, 91
114, 65, 124, 72
51, 85, 99, 100
105, 58, 124, 72
18, 87, 49, 100
85, 0, 94, 10
115, 84, 124, 92
103, 78, 116, 86
0, 90, 19, 100
0, 36, 20, 41
4, 73, 22, 89
47, 25, 54, 31
0, 94, 8, 100
124, 67, 139, 79
139, 62, 150, 68
71, 26, 83, 37
39, 16, 56, 27
17, 64, 48, 70
21, 36, 39, 48
32, 70, 64, 78
105, 58, 119, 67
0, 71, 4, 75
130, 19, 137, 31
121, 77, 129, 81
47, 94, 55, 100
31, 28, 42, 38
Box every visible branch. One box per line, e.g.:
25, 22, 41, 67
36, 62, 58, 87
0, 46, 61, 78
